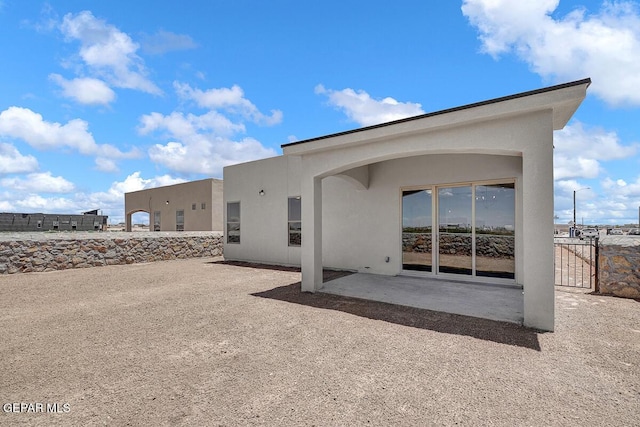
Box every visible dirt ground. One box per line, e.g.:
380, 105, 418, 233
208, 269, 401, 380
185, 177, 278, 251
0, 258, 638, 426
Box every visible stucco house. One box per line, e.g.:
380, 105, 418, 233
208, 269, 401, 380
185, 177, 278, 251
125, 178, 223, 232
224, 79, 590, 331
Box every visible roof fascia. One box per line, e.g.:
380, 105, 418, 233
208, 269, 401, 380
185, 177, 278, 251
282, 78, 590, 156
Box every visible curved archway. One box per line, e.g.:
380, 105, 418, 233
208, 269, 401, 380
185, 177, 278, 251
125, 209, 149, 232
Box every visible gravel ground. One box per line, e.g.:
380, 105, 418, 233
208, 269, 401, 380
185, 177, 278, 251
0, 257, 638, 426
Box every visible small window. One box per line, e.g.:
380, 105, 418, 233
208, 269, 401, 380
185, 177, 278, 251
154, 211, 161, 231
288, 197, 301, 246
176, 210, 184, 231
227, 202, 240, 243
192, 203, 196, 210
201, 202, 206, 210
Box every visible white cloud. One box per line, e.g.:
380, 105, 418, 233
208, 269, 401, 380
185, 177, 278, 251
553, 122, 637, 180
139, 83, 280, 175
140, 30, 197, 55
0, 172, 75, 193
148, 137, 276, 176
315, 84, 425, 127
0, 172, 186, 223
14, 194, 79, 212
462, 0, 640, 106
94, 157, 118, 173
174, 82, 283, 125
139, 111, 245, 138
0, 106, 95, 153
110, 171, 186, 194
553, 176, 640, 225
49, 74, 116, 105
0, 143, 39, 174
0, 106, 140, 166
602, 176, 640, 198
59, 11, 162, 95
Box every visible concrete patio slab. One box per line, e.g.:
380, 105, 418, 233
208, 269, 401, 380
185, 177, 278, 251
320, 273, 524, 325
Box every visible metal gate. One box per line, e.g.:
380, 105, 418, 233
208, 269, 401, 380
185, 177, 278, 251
554, 237, 599, 290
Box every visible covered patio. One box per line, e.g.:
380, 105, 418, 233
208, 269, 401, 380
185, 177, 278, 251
320, 273, 524, 325
283, 79, 591, 332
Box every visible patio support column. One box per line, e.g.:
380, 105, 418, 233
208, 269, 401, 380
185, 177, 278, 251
521, 112, 555, 331
125, 212, 132, 232
301, 175, 323, 292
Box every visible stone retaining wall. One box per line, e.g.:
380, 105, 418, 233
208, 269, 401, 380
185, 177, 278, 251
402, 233, 514, 258
598, 236, 640, 298
0, 231, 223, 274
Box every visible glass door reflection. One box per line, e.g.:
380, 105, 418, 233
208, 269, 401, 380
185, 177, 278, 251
475, 183, 515, 279
402, 189, 432, 271
438, 186, 472, 275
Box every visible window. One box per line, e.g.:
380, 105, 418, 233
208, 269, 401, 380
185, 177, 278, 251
201, 202, 206, 210
227, 202, 240, 243
475, 183, 515, 279
153, 211, 161, 231
288, 197, 301, 246
192, 203, 196, 210
176, 210, 184, 231
402, 189, 432, 271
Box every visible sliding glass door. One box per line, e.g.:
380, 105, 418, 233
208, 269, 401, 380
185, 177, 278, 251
402, 189, 432, 271
401, 181, 515, 281
438, 186, 473, 275
475, 183, 515, 279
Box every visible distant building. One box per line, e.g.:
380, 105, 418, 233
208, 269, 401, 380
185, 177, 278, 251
0, 211, 108, 232
124, 178, 223, 232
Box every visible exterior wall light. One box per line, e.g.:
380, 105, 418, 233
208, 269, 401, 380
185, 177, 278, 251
259, 190, 265, 196
165, 200, 170, 204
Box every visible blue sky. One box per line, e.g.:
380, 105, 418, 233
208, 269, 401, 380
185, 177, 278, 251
0, 0, 639, 225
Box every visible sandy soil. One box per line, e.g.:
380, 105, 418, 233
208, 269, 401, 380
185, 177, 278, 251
0, 257, 638, 426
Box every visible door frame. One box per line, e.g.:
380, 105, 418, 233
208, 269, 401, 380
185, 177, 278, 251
400, 178, 517, 285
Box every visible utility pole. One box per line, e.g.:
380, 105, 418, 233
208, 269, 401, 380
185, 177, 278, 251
573, 187, 590, 236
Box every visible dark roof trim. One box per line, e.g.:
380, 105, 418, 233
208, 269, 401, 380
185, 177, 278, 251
282, 78, 591, 148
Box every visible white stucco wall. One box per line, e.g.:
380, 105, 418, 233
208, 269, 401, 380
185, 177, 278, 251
223, 156, 302, 266
321, 154, 523, 277
223, 152, 522, 276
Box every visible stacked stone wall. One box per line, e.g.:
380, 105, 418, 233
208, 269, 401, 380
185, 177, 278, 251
598, 236, 640, 299
0, 232, 223, 274
402, 233, 514, 258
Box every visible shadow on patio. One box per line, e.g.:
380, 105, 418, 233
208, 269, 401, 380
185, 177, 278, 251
213, 261, 540, 350
252, 280, 541, 351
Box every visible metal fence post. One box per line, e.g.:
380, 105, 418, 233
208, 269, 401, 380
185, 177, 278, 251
594, 237, 600, 293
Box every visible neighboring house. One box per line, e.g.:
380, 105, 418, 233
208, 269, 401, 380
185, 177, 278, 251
0, 211, 108, 232
124, 178, 223, 232
223, 79, 591, 331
